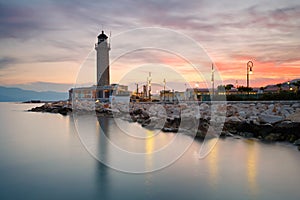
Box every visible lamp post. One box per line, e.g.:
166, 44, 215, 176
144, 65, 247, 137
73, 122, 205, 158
247, 61, 253, 93
287, 81, 293, 91
146, 72, 151, 100
136, 83, 139, 95
211, 63, 215, 100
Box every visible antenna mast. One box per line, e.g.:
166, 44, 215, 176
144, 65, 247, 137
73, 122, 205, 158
211, 63, 215, 98
148, 72, 152, 100
109, 31, 111, 50
163, 78, 166, 102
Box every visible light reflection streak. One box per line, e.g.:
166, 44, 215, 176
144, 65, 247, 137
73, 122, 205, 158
145, 130, 155, 195
207, 138, 219, 189
246, 139, 259, 196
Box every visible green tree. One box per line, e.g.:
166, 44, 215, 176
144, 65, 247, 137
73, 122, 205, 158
260, 87, 265, 91
225, 84, 234, 91
292, 81, 300, 94
276, 83, 282, 92
238, 86, 253, 93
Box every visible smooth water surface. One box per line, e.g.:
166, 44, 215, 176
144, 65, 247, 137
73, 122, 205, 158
0, 102, 300, 200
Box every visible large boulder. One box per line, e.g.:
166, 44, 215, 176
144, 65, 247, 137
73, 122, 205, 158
179, 116, 198, 133
143, 117, 166, 130
238, 111, 247, 119
58, 107, 71, 115
234, 122, 274, 138
226, 116, 241, 123
199, 103, 209, 111
286, 112, 300, 122
292, 103, 300, 108
294, 139, 300, 146
251, 123, 274, 138
198, 118, 209, 133
259, 114, 284, 124
264, 133, 282, 142
274, 121, 300, 136
239, 132, 254, 138
132, 108, 143, 115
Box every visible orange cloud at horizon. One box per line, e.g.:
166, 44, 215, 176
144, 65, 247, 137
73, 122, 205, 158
213, 58, 300, 88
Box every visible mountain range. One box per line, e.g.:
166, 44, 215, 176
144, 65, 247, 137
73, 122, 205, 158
0, 86, 68, 102
265, 78, 300, 88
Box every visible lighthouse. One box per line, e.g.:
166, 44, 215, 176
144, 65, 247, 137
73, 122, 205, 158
95, 30, 110, 86
69, 30, 129, 102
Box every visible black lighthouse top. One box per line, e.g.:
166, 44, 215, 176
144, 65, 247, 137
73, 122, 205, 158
97, 30, 108, 44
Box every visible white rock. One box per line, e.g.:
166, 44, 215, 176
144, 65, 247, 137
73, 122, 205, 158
286, 112, 300, 122
253, 120, 260, 125
180, 117, 198, 130
226, 116, 242, 123
149, 104, 164, 116
237, 116, 246, 122
268, 104, 274, 110
259, 114, 284, 124
249, 115, 259, 120
199, 103, 209, 111
150, 117, 165, 129
292, 103, 300, 108
246, 110, 259, 118
248, 116, 260, 125
195, 113, 201, 119
116, 104, 129, 113
181, 112, 194, 118
264, 108, 275, 115
238, 110, 247, 118
280, 109, 291, 118
157, 108, 167, 115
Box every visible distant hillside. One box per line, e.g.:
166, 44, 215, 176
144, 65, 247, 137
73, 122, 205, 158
0, 86, 68, 102
265, 78, 300, 88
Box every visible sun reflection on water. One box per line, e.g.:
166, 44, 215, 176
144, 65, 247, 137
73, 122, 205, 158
145, 130, 155, 196
207, 138, 219, 189
245, 139, 259, 196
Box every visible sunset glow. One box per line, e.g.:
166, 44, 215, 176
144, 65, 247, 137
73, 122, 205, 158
0, 0, 299, 92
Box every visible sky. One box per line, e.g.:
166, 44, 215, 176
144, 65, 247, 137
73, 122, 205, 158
0, 0, 300, 92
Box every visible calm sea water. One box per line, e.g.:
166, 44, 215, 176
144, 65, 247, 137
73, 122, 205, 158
0, 102, 300, 200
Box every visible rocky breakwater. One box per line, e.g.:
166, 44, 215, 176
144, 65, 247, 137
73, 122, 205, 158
29, 101, 72, 115
223, 102, 300, 143
126, 102, 300, 149
28, 100, 113, 116
121, 102, 225, 138
29, 100, 300, 150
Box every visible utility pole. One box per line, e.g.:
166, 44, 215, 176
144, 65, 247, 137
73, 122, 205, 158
211, 63, 215, 100
148, 72, 152, 100
247, 61, 253, 95
163, 78, 166, 102
136, 83, 139, 96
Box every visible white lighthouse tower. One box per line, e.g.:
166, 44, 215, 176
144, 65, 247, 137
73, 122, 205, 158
95, 30, 110, 86
69, 31, 129, 102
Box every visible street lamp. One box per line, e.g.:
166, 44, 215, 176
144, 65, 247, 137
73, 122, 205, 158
247, 61, 253, 90
287, 81, 293, 91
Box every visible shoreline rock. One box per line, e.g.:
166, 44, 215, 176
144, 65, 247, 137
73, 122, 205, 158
126, 101, 300, 148
29, 100, 300, 148
28, 101, 72, 116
